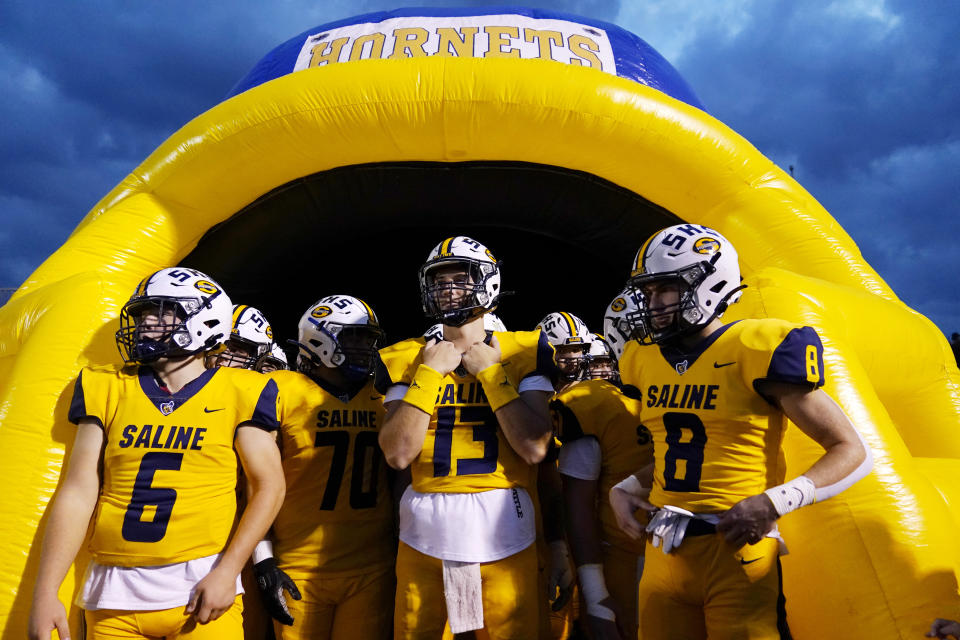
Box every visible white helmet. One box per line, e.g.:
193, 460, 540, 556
626, 224, 744, 344
257, 343, 289, 373
296, 294, 384, 381
217, 304, 273, 369
603, 288, 645, 360
116, 267, 232, 364
586, 333, 619, 383
420, 236, 503, 327
537, 311, 591, 383
423, 313, 507, 343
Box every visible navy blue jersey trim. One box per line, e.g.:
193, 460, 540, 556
550, 399, 584, 443
67, 371, 102, 427
762, 326, 825, 389
527, 330, 558, 381
137, 366, 218, 415
658, 321, 741, 372
247, 378, 281, 432
372, 354, 391, 395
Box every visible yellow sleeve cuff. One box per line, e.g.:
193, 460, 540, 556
402, 364, 443, 415
476, 363, 520, 412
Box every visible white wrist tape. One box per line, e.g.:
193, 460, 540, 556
612, 474, 644, 496
252, 539, 274, 564
577, 564, 615, 621
764, 476, 816, 517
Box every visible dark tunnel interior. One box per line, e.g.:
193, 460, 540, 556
182, 161, 682, 358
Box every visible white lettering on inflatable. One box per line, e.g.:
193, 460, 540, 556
294, 15, 616, 74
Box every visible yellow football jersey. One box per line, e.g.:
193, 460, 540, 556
619, 319, 825, 513
378, 330, 554, 493
552, 379, 653, 554
269, 370, 394, 576
68, 365, 280, 566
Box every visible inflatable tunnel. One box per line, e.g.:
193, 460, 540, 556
1, 7, 958, 639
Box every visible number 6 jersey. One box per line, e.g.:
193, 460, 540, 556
618, 319, 825, 513
68, 365, 280, 566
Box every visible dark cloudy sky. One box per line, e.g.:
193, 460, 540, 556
1, 1, 957, 333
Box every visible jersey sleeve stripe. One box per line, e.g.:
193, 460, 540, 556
530, 330, 557, 380
762, 326, 826, 389
248, 378, 281, 431
67, 371, 102, 426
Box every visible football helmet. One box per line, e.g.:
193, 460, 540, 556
626, 224, 744, 345
602, 288, 645, 360
537, 311, 591, 383
295, 295, 384, 381
116, 267, 232, 364
585, 333, 619, 383
420, 236, 502, 327
257, 343, 289, 373
217, 304, 274, 369
423, 313, 507, 342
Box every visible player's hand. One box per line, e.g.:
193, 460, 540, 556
646, 505, 694, 554
186, 567, 236, 624
928, 618, 960, 639
546, 540, 575, 611
28, 593, 70, 640
609, 485, 655, 540
254, 558, 302, 626
422, 338, 462, 376
585, 596, 629, 640
716, 493, 778, 548
461, 335, 502, 375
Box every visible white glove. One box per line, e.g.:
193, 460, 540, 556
646, 505, 694, 554
547, 540, 575, 610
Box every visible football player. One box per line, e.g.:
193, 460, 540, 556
257, 343, 289, 373
552, 293, 655, 640
378, 236, 555, 639
28, 268, 285, 640
537, 311, 592, 392
254, 295, 395, 640
609, 224, 873, 640
584, 334, 618, 383
210, 304, 274, 369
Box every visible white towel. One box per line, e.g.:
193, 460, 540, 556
442, 559, 484, 633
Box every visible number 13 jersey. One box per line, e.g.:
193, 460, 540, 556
618, 319, 825, 513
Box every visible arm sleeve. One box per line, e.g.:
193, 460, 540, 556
384, 383, 409, 404
557, 437, 602, 480
67, 369, 104, 427
246, 379, 281, 432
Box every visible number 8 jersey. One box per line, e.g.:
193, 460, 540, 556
68, 365, 280, 566
619, 319, 825, 513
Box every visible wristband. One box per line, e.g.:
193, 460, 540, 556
253, 539, 274, 564
402, 364, 443, 415
475, 363, 520, 412
612, 474, 645, 497
764, 475, 816, 517
577, 564, 615, 621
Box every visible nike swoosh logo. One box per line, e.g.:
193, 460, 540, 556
204, 407, 225, 413
740, 557, 761, 565
713, 361, 736, 368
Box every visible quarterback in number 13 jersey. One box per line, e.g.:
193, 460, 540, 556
379, 330, 554, 494
619, 318, 825, 513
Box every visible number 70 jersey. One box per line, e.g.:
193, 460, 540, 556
619, 319, 825, 513
269, 370, 394, 575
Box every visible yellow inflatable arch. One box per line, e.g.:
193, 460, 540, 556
1, 9, 958, 639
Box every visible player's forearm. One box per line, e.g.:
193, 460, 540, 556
218, 473, 285, 578
562, 476, 604, 566
494, 396, 552, 464
538, 462, 566, 542
33, 483, 98, 597
379, 403, 430, 469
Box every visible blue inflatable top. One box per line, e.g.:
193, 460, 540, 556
228, 6, 705, 111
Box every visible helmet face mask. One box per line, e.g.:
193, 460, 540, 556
586, 334, 619, 383
216, 305, 273, 369
257, 344, 288, 373
217, 336, 263, 369
115, 268, 232, 365
537, 311, 592, 384
625, 224, 743, 346
554, 344, 590, 383
296, 295, 383, 383
420, 237, 502, 327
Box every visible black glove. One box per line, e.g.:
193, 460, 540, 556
253, 557, 302, 625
